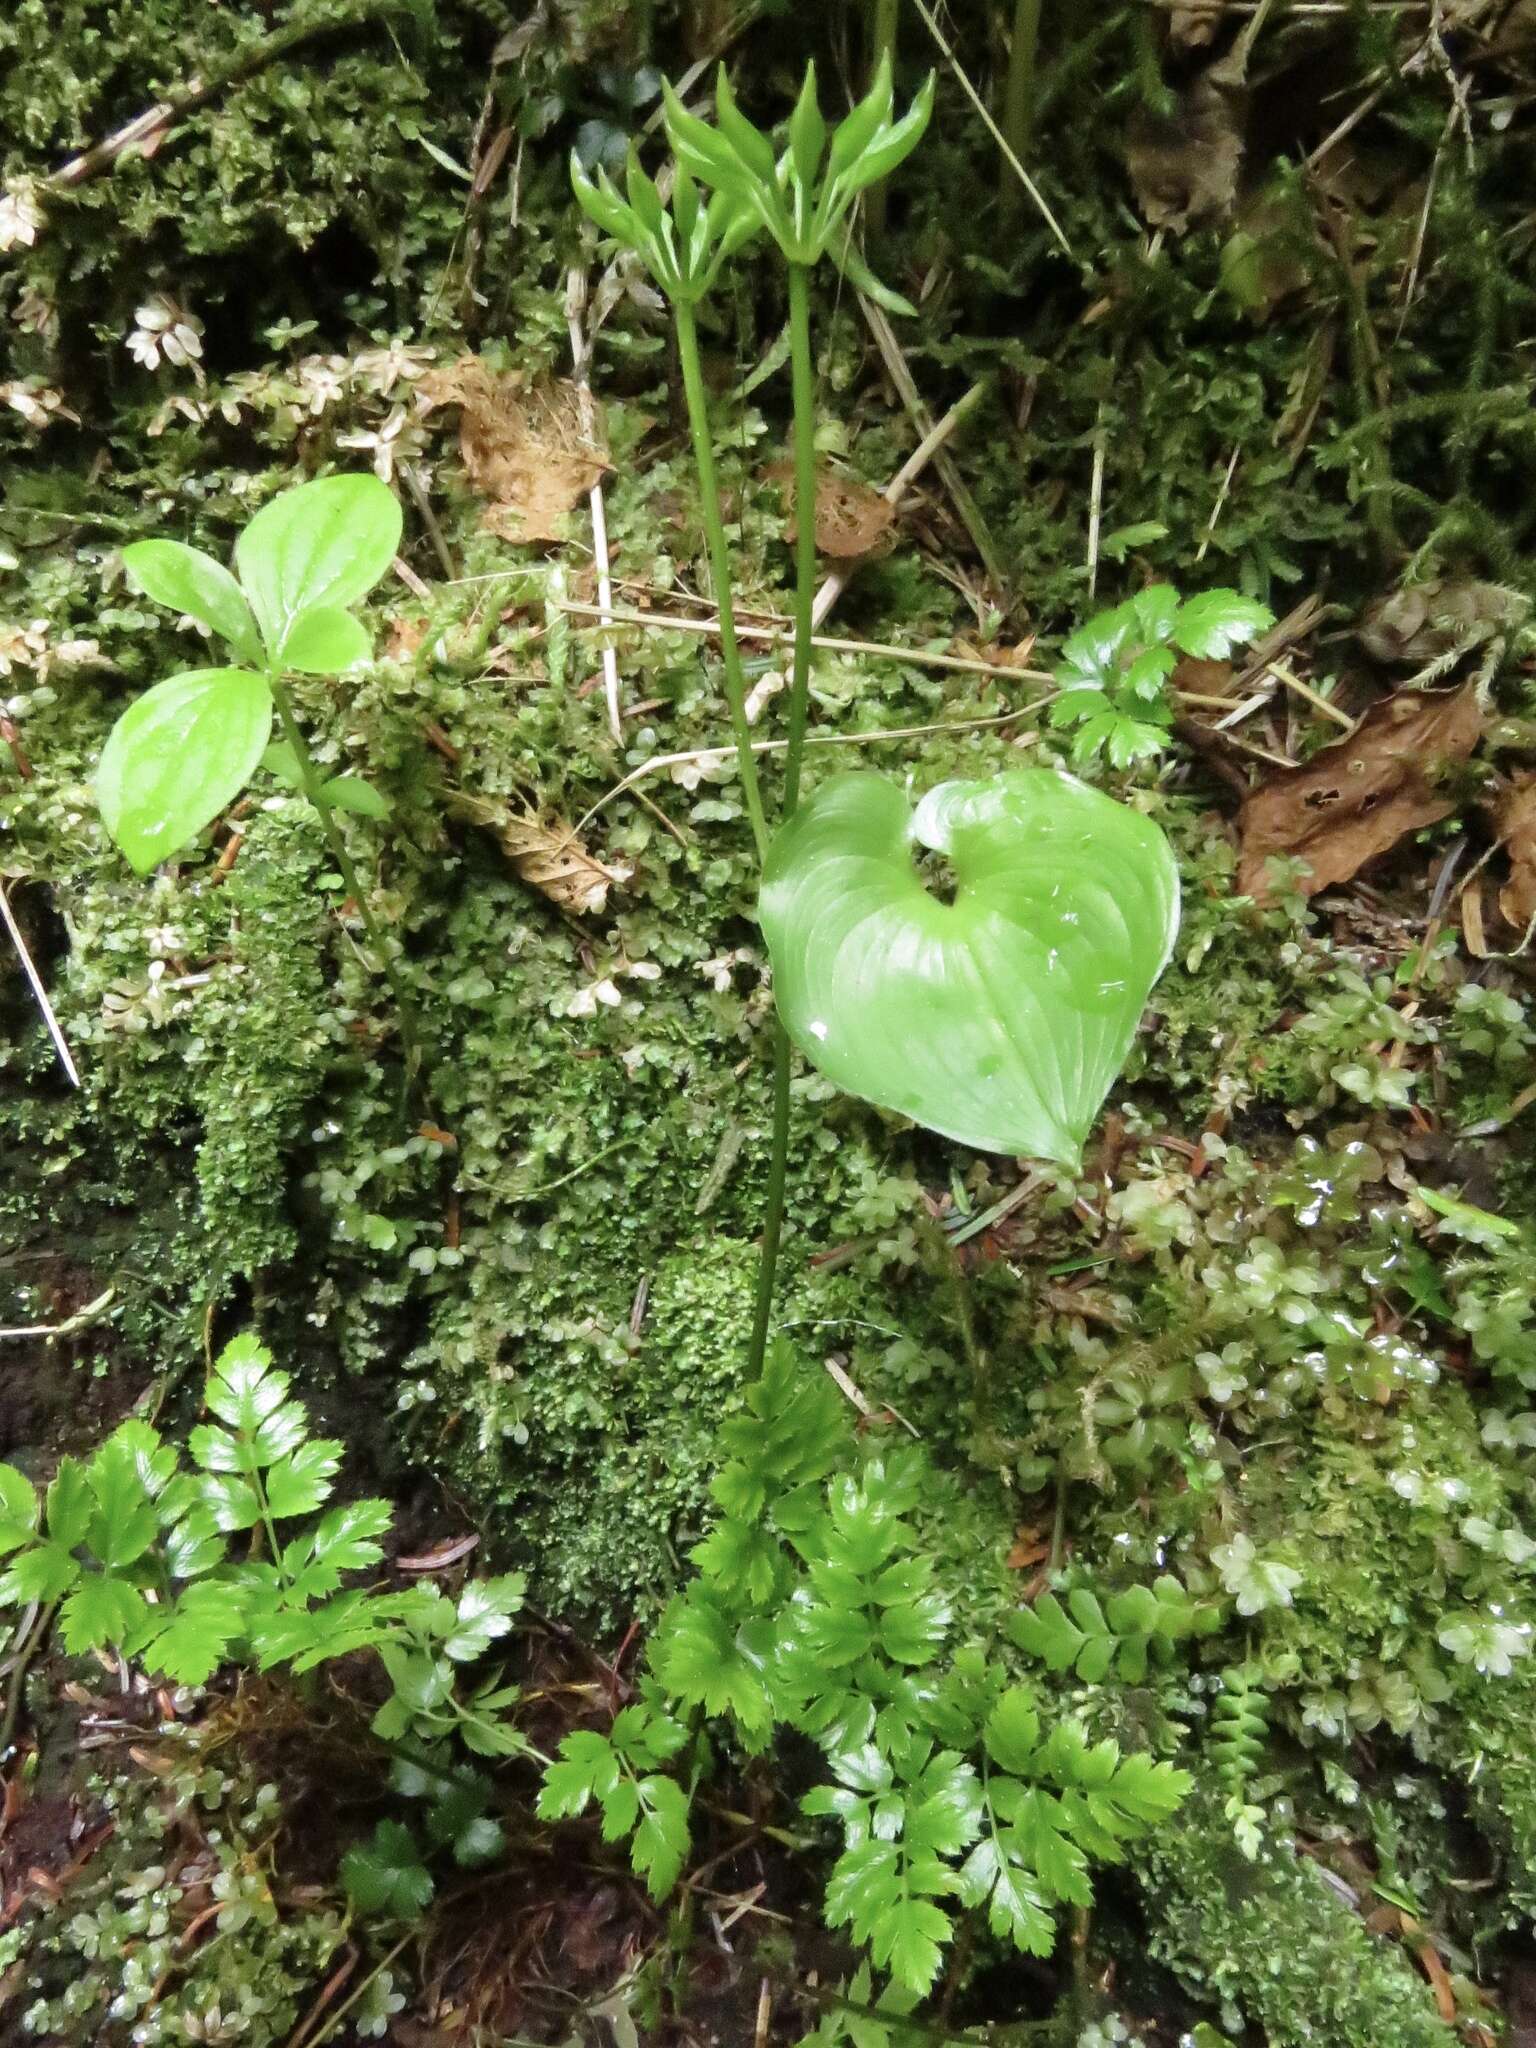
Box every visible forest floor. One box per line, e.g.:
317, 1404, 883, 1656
4, 3, 1536, 2045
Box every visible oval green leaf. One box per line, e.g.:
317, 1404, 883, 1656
235, 474, 401, 661
758, 770, 1180, 1165
278, 603, 373, 674
97, 669, 274, 874
121, 539, 263, 668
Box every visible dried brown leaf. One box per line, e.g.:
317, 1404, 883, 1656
1357, 578, 1530, 665
1492, 772, 1536, 933
450, 791, 630, 915
1238, 683, 1482, 900
420, 356, 608, 544
1125, 75, 1244, 232
772, 463, 895, 560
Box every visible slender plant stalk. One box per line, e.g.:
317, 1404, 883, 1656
1001, 0, 1043, 219
864, 0, 901, 235
783, 263, 819, 815
746, 262, 821, 1377
267, 676, 427, 1086
672, 302, 771, 859
747, 1019, 793, 1375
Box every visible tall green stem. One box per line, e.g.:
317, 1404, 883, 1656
747, 264, 819, 1377
672, 301, 771, 860
1001, 0, 1043, 220
864, 0, 901, 235
783, 263, 819, 816
268, 675, 427, 1088
747, 1018, 792, 1375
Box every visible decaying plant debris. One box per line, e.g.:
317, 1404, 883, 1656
420, 355, 610, 544
1238, 683, 1484, 899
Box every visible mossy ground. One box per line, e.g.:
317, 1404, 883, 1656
4, 2, 1536, 2041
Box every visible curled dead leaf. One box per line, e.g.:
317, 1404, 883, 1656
1492, 772, 1536, 935
1357, 579, 1529, 666
449, 791, 630, 915
1238, 683, 1482, 900
420, 356, 608, 544
770, 463, 895, 560
1125, 74, 1244, 232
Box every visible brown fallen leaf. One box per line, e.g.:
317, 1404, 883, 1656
1357, 578, 1529, 666
1492, 771, 1536, 933
1238, 683, 1482, 901
1171, 655, 1238, 701
449, 790, 630, 915
420, 355, 607, 544
771, 462, 895, 560
1125, 72, 1244, 232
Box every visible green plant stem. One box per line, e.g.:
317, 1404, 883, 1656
671, 301, 771, 860
267, 675, 427, 1089
746, 1018, 793, 1377
746, 263, 819, 1376
783, 262, 819, 816
1001, 0, 1043, 219
864, 0, 901, 235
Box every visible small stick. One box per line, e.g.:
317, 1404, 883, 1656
401, 464, 454, 582
0, 880, 80, 1086
1085, 422, 1106, 599
855, 301, 1009, 596
1265, 662, 1355, 730
553, 597, 1054, 686
573, 704, 1047, 834
1194, 446, 1241, 563
812, 379, 991, 627
910, 0, 1076, 262
566, 266, 624, 742
0, 714, 32, 780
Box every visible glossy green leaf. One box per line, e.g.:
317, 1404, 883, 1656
235, 475, 401, 661
121, 540, 264, 667
758, 770, 1180, 1165
0, 1466, 39, 1556
97, 669, 273, 873
1171, 589, 1275, 659
277, 604, 372, 674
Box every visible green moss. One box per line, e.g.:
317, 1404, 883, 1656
1143, 1795, 1456, 2048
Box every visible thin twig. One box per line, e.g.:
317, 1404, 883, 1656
49, 2, 406, 188
855, 300, 1009, 595
551, 597, 1055, 685
909, 0, 1076, 262
0, 1286, 115, 1344
401, 464, 454, 581
1086, 419, 1106, 599
1, 880, 80, 1087
572, 706, 1047, 835
1194, 446, 1241, 564
813, 378, 992, 626
1304, 33, 1434, 170
566, 266, 624, 742
1266, 662, 1355, 730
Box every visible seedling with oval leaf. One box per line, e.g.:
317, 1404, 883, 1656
99, 473, 423, 1075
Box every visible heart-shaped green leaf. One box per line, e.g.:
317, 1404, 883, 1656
235, 474, 401, 662
758, 770, 1180, 1165
97, 668, 274, 874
